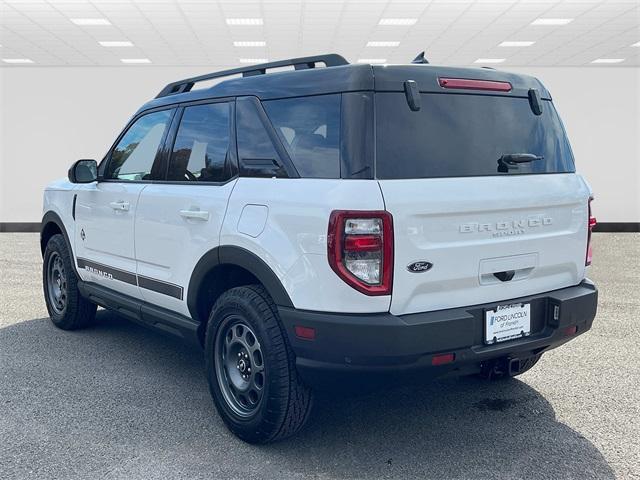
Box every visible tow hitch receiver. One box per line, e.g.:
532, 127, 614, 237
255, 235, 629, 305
480, 354, 541, 379
508, 358, 522, 376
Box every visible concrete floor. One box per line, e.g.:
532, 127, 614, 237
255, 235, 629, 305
0, 233, 638, 480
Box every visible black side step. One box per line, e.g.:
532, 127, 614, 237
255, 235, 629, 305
77, 281, 201, 347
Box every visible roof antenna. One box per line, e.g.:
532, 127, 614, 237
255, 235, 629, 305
411, 51, 429, 64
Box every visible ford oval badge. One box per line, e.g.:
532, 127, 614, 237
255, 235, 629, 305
407, 261, 433, 273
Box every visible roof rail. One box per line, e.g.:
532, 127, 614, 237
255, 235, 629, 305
155, 53, 349, 98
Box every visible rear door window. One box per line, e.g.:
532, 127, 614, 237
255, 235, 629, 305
167, 102, 232, 182
263, 94, 341, 178
375, 93, 575, 179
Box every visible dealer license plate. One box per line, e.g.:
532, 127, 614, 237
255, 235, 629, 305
485, 303, 531, 344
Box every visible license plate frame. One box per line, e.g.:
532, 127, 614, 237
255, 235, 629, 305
484, 302, 531, 345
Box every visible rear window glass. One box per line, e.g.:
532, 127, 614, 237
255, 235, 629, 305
375, 93, 575, 179
263, 95, 341, 178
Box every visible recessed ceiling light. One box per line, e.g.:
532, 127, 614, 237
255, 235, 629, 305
121, 58, 151, 64
99, 41, 133, 47
499, 41, 535, 47
531, 18, 573, 26
226, 18, 263, 26
239, 58, 268, 64
3, 58, 34, 64
357, 58, 387, 64
234, 41, 266, 47
367, 41, 400, 47
474, 58, 505, 64
631, 41, 640, 47
378, 18, 417, 26
71, 18, 111, 26
591, 58, 625, 64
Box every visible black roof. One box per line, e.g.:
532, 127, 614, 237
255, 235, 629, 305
136, 53, 551, 115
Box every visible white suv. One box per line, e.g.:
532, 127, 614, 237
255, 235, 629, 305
40, 54, 598, 443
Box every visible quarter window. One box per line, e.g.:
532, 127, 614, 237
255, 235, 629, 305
168, 103, 232, 182
106, 109, 173, 181
263, 94, 341, 178
236, 97, 288, 178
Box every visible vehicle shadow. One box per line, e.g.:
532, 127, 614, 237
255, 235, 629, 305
0, 311, 615, 480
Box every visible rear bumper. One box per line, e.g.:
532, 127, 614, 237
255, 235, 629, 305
278, 280, 597, 387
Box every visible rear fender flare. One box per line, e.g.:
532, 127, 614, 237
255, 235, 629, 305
187, 245, 294, 322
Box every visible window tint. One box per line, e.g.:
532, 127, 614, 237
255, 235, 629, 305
341, 92, 374, 179
106, 109, 173, 181
236, 97, 288, 178
263, 95, 341, 178
376, 93, 575, 179
168, 103, 232, 182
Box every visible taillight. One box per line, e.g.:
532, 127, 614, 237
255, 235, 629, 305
327, 210, 393, 295
586, 196, 596, 266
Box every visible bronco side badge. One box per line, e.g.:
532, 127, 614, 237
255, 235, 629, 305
407, 261, 433, 273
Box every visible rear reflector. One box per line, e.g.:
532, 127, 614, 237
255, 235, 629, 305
438, 77, 512, 92
294, 325, 316, 341
431, 353, 455, 366
563, 325, 578, 337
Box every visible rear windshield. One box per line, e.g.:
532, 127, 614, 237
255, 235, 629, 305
375, 93, 575, 179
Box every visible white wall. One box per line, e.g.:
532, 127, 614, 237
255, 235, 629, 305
510, 67, 640, 224
1, 66, 639, 223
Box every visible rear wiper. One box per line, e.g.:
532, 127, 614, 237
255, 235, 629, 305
498, 153, 543, 172
499, 153, 544, 164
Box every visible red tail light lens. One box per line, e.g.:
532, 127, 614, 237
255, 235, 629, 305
586, 197, 596, 266
438, 77, 512, 92
328, 210, 393, 295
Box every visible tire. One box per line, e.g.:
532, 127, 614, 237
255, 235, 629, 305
479, 353, 542, 380
42, 234, 97, 330
205, 285, 313, 444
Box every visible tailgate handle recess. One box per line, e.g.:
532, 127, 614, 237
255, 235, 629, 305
493, 270, 516, 282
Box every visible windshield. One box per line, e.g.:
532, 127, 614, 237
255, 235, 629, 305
375, 93, 575, 179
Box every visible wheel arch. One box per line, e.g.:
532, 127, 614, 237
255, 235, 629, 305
187, 245, 294, 326
41, 211, 75, 268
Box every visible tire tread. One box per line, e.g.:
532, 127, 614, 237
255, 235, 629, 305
43, 234, 96, 330
205, 284, 312, 443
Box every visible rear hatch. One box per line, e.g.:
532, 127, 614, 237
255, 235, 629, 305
373, 66, 591, 316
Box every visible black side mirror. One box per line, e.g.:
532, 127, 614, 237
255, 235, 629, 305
68, 159, 98, 183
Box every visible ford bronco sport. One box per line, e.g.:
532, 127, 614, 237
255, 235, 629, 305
41, 54, 598, 443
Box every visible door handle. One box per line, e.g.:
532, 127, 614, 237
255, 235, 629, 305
180, 209, 209, 221
109, 201, 130, 211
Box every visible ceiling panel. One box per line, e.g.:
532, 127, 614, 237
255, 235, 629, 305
0, 0, 638, 67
